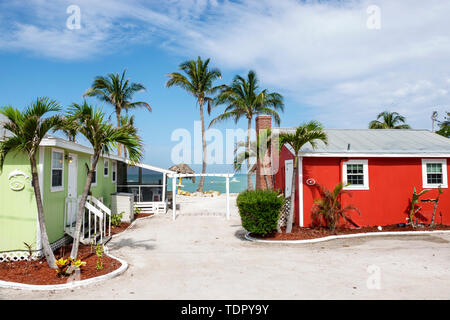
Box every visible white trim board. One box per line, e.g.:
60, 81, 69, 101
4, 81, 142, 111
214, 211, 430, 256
299, 152, 450, 158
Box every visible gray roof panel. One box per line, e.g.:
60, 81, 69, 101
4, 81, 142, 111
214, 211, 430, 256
275, 129, 450, 154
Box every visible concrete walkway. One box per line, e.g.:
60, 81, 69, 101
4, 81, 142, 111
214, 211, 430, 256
1, 198, 449, 299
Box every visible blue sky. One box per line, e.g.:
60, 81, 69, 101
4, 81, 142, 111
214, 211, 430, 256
0, 0, 449, 172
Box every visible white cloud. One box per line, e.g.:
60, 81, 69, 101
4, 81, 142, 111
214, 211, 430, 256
0, 0, 449, 129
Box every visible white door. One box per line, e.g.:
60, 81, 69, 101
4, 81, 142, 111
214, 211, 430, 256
285, 159, 293, 197
67, 154, 78, 227
68, 153, 78, 198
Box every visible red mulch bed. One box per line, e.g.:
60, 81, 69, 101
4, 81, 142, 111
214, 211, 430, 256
252, 224, 450, 241
0, 243, 121, 285
0, 213, 154, 285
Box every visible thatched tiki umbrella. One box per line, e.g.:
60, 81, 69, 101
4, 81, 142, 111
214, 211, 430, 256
168, 163, 195, 194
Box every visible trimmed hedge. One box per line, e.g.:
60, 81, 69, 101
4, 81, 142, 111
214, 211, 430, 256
237, 189, 285, 236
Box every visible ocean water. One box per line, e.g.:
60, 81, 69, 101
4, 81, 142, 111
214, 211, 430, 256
168, 174, 255, 194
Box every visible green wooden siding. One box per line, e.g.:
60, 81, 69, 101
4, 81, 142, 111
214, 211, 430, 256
42, 147, 117, 243
0, 145, 117, 252
0, 151, 38, 251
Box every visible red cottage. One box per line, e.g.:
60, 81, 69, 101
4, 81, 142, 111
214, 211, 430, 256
256, 116, 450, 228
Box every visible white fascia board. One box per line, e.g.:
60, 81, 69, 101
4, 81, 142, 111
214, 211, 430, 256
299, 152, 450, 158
40, 137, 173, 174
125, 159, 174, 175
40, 137, 126, 162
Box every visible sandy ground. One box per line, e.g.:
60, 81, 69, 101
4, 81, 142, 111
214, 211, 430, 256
1, 194, 449, 300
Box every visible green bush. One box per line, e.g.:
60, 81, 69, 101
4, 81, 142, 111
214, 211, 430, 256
111, 212, 123, 227
237, 190, 284, 236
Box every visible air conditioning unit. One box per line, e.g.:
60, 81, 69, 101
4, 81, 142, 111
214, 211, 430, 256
111, 193, 134, 223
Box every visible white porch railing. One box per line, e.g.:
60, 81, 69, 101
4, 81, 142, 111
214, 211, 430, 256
64, 196, 112, 245
135, 201, 167, 214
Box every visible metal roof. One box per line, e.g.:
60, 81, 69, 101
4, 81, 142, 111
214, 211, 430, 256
0, 114, 12, 140
274, 129, 450, 155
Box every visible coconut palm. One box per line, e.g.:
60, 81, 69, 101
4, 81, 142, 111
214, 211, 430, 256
369, 111, 411, 129
0, 97, 63, 268
83, 69, 151, 156
166, 56, 224, 192
279, 121, 328, 233
233, 128, 274, 189
435, 112, 449, 138
119, 114, 136, 158
66, 102, 143, 259
209, 71, 284, 190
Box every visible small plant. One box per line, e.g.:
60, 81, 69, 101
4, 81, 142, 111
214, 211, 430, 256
96, 243, 104, 270
134, 207, 142, 216
311, 182, 361, 231
237, 190, 284, 236
55, 257, 86, 277
111, 212, 123, 228
23, 242, 34, 261
409, 187, 431, 227
420, 186, 444, 228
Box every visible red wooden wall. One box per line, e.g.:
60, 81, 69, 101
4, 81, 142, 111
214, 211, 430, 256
274, 146, 450, 227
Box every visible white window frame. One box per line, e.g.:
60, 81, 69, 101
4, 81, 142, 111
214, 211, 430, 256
51, 148, 64, 192
104, 159, 109, 177
90, 156, 97, 187
112, 161, 117, 184
422, 159, 448, 189
342, 159, 369, 190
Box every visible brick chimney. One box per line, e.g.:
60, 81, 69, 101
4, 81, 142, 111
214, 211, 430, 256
255, 115, 273, 190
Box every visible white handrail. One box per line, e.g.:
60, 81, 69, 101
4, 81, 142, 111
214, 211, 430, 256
85, 201, 103, 219
87, 196, 111, 216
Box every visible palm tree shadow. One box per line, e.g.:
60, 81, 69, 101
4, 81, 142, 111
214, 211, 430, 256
108, 237, 156, 251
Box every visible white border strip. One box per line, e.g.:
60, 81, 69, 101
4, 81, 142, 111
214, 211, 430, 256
245, 230, 450, 244
0, 250, 128, 291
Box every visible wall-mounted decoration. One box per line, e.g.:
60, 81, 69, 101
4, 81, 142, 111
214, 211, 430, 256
8, 169, 30, 191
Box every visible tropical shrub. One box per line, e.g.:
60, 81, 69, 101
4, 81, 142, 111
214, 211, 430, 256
55, 257, 86, 277
134, 207, 142, 216
409, 187, 431, 227
237, 190, 284, 236
96, 243, 104, 270
311, 182, 361, 231
111, 212, 123, 227
421, 186, 444, 228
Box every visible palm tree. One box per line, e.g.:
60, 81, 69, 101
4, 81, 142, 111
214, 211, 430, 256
166, 56, 224, 192
83, 69, 151, 156
0, 97, 63, 268
66, 102, 143, 259
369, 111, 411, 129
435, 112, 449, 138
233, 128, 274, 189
209, 70, 284, 190
279, 121, 328, 233
311, 182, 361, 231
119, 114, 136, 158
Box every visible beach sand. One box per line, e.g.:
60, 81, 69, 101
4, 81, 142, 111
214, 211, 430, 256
174, 194, 239, 217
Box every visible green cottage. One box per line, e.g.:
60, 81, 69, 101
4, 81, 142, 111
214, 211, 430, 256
0, 117, 172, 261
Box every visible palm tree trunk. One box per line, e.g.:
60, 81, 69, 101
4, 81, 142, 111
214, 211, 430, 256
247, 118, 254, 190
196, 102, 207, 192
70, 154, 99, 259
286, 155, 297, 233
116, 107, 122, 157
30, 156, 57, 269
430, 200, 439, 228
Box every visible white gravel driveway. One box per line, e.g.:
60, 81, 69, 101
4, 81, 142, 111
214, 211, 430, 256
1, 195, 449, 299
